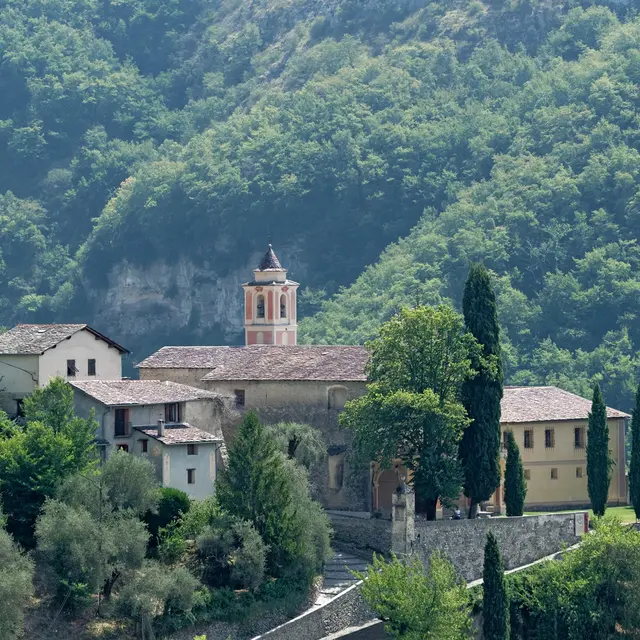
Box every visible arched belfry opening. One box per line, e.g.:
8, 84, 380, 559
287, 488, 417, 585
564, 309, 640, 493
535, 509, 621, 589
242, 244, 299, 346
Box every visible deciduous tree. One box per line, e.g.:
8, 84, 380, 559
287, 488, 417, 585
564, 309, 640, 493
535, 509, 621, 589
356, 552, 471, 640
341, 305, 479, 519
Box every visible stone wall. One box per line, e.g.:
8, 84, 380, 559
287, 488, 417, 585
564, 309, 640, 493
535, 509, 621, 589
252, 581, 373, 640
411, 513, 584, 582
329, 514, 392, 557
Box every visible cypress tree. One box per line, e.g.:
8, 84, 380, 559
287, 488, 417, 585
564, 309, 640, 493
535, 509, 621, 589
629, 384, 640, 520
483, 531, 509, 640
504, 431, 526, 516
460, 263, 503, 518
586, 384, 611, 517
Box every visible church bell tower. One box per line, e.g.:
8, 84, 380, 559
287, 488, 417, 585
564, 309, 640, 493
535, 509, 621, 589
242, 245, 299, 345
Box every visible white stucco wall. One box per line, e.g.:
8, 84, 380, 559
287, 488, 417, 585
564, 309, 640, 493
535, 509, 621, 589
38, 329, 122, 386
0, 354, 39, 415
160, 441, 218, 500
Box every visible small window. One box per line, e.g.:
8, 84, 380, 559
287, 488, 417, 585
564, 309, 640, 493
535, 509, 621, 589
574, 427, 585, 449
524, 469, 531, 480
257, 295, 265, 318
280, 294, 287, 318
88, 358, 96, 376
67, 359, 77, 377
328, 386, 348, 411
187, 444, 198, 456
545, 428, 555, 449
551, 468, 558, 480
524, 429, 534, 449
117, 444, 129, 453
140, 439, 148, 453
576, 467, 583, 478
187, 469, 196, 484
234, 390, 245, 407
502, 431, 509, 450
114, 408, 129, 437
165, 403, 182, 423
15, 399, 24, 417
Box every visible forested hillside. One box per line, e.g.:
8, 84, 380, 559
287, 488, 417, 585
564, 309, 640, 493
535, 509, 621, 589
0, 0, 638, 406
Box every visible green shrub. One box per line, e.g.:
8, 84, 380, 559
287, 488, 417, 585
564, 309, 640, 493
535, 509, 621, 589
146, 487, 191, 548
196, 516, 266, 590
116, 560, 201, 621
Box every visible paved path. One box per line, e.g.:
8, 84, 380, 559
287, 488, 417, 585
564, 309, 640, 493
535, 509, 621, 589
315, 550, 370, 607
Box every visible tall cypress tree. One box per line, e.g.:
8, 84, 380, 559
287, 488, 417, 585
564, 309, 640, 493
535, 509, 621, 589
460, 264, 503, 518
586, 384, 611, 517
629, 384, 640, 520
504, 431, 526, 516
483, 531, 509, 640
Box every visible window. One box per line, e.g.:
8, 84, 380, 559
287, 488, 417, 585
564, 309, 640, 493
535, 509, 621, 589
114, 408, 129, 437
140, 439, 148, 453
234, 390, 245, 408
187, 469, 196, 485
187, 444, 198, 456
574, 427, 585, 449
545, 428, 555, 449
15, 399, 24, 417
165, 403, 182, 423
117, 444, 129, 453
524, 469, 531, 480
524, 429, 534, 449
88, 358, 96, 376
551, 468, 558, 480
257, 295, 265, 318
67, 359, 77, 377
328, 453, 345, 490
576, 467, 583, 478
328, 386, 348, 411
502, 431, 510, 450
280, 294, 287, 318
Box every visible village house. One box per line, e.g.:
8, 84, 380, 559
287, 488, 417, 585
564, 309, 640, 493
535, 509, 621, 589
71, 379, 229, 499
137, 245, 631, 516
0, 323, 128, 418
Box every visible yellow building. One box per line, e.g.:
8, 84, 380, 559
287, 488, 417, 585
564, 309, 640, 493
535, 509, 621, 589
496, 386, 630, 510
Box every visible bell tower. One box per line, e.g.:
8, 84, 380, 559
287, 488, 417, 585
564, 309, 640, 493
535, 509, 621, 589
242, 245, 299, 346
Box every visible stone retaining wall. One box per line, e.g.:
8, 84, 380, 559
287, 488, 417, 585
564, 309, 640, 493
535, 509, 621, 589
252, 581, 373, 640
412, 513, 584, 582
329, 514, 392, 556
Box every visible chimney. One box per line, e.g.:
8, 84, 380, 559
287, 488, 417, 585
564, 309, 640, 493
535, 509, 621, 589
157, 419, 165, 437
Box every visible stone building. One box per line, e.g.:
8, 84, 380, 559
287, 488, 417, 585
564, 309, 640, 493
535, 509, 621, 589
137, 246, 630, 515
71, 379, 229, 499
0, 323, 128, 417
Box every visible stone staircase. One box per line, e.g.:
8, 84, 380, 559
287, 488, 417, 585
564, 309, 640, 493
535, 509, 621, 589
314, 550, 370, 607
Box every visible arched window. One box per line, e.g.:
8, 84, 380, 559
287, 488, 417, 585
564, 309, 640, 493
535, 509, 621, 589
256, 295, 265, 318
280, 294, 287, 318
328, 386, 348, 411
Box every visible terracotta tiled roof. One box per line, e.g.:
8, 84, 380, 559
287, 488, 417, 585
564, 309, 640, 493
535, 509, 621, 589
137, 345, 369, 382
501, 386, 630, 423
70, 379, 224, 406
257, 244, 283, 271
0, 324, 128, 355
134, 423, 222, 446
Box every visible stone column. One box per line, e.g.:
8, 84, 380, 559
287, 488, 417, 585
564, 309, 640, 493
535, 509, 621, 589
391, 485, 415, 556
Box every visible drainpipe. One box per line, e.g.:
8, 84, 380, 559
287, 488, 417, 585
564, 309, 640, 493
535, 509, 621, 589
158, 419, 165, 437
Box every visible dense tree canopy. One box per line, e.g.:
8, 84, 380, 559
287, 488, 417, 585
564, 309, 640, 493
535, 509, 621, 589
0, 0, 637, 409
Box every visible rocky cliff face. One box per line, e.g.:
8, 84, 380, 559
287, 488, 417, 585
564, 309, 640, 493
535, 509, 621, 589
84, 248, 308, 355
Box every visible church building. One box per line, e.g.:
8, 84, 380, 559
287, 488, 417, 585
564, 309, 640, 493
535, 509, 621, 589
138, 245, 630, 517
